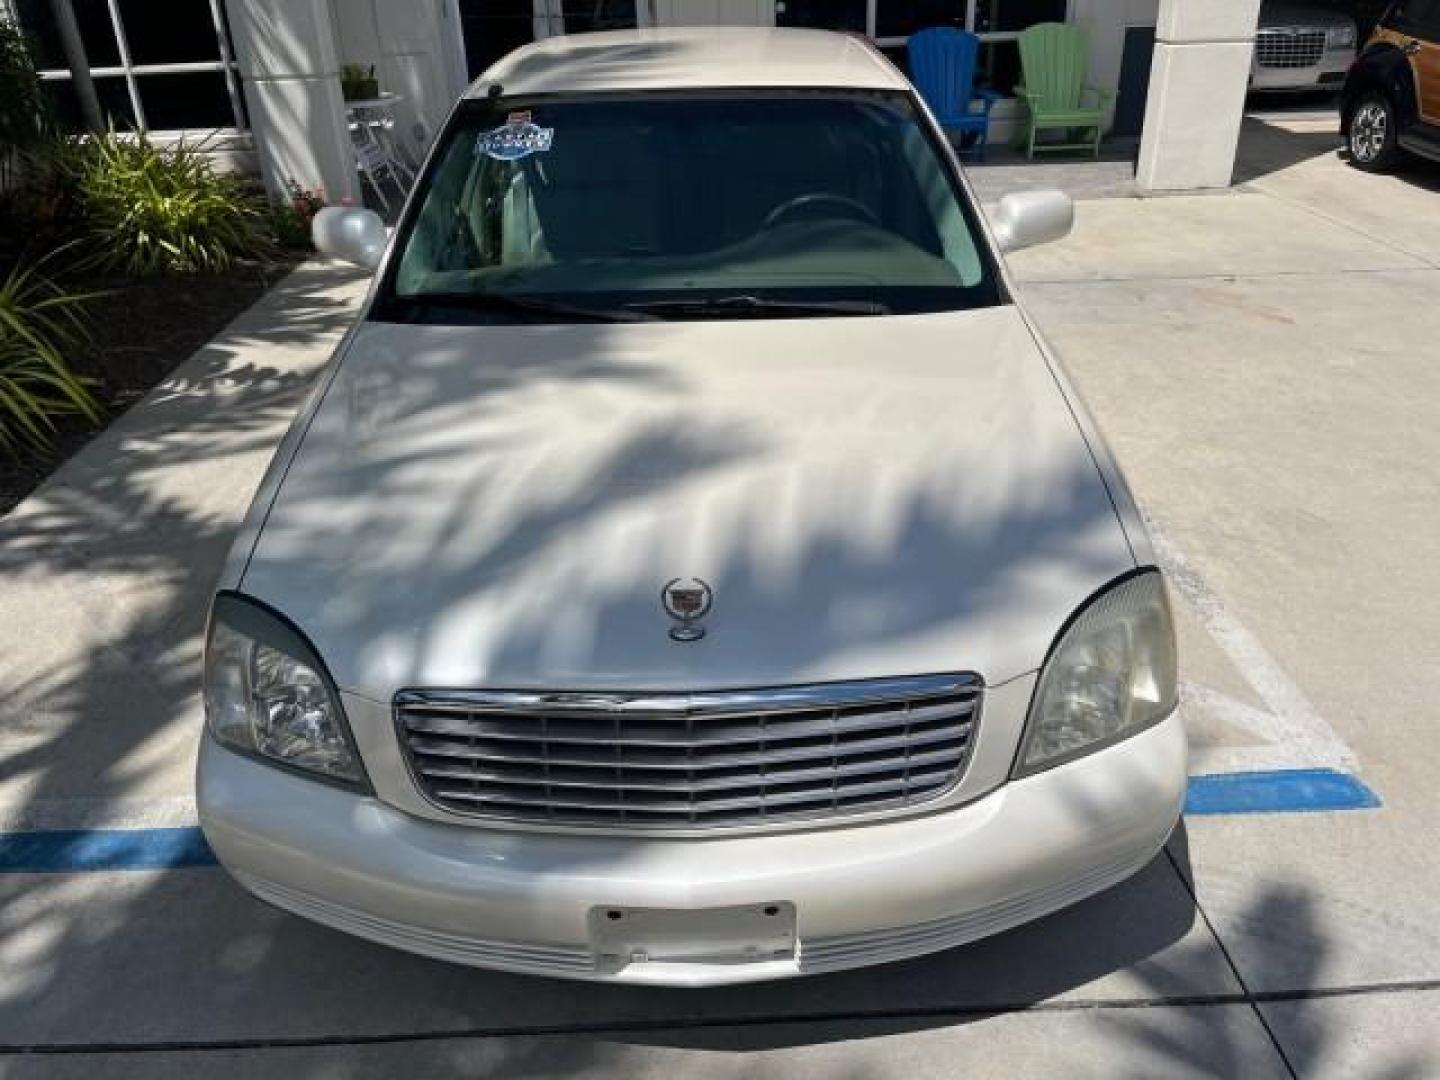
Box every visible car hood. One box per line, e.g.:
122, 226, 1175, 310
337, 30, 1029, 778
240, 307, 1135, 698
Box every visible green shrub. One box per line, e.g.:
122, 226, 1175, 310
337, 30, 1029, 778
0, 22, 80, 263
0, 254, 101, 457
1, 134, 93, 266
0, 19, 48, 154
73, 131, 270, 275
340, 63, 379, 102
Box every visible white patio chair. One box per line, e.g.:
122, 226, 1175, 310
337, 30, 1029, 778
348, 122, 406, 213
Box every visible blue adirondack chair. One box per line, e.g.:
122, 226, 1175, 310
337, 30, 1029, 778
907, 27, 1001, 159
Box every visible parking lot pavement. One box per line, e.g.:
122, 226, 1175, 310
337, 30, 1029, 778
0, 262, 369, 825
0, 855, 1245, 1041
1235, 114, 1440, 265
1005, 129, 1440, 1071
2, 124, 1439, 1076
967, 153, 1139, 203
0, 1009, 1294, 1080
1260, 987, 1440, 1080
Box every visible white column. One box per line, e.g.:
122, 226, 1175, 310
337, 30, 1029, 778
226, 0, 357, 202
1136, 0, 1260, 192
654, 0, 774, 27
371, 0, 457, 160
324, 0, 460, 165
439, 0, 472, 100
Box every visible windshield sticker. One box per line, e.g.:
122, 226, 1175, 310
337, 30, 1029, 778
476, 113, 554, 161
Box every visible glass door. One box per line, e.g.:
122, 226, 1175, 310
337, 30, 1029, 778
459, 0, 647, 80
538, 0, 649, 37
457, 0, 543, 79
775, 0, 867, 33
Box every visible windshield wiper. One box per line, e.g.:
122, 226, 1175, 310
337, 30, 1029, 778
625, 295, 889, 319
394, 291, 656, 324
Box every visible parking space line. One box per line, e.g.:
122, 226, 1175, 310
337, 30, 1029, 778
0, 827, 216, 873
1148, 519, 1359, 774
1185, 769, 1380, 816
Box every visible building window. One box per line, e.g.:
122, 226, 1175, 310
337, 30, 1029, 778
776, 0, 868, 33
823, 0, 1070, 96
11, 0, 246, 134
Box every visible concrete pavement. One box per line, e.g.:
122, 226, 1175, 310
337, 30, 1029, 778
1004, 116, 1440, 1074
2, 117, 1438, 1076
0, 1009, 1296, 1079
0, 263, 369, 824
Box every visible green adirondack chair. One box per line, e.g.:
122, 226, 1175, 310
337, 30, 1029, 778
1015, 23, 1114, 158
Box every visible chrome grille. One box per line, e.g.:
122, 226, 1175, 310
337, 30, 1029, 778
396, 675, 981, 831
1256, 29, 1327, 68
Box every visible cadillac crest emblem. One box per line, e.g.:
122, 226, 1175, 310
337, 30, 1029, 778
662, 578, 713, 643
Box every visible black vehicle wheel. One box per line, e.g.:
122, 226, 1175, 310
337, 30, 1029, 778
1347, 93, 1400, 172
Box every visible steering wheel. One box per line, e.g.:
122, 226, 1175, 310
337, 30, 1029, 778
761, 193, 879, 232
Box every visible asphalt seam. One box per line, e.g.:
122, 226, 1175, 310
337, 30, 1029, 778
3, 981, 1438, 1056
1245, 180, 1440, 271
1163, 846, 1298, 1080
1017, 265, 1438, 286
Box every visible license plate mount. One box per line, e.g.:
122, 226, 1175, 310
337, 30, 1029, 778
590, 901, 797, 973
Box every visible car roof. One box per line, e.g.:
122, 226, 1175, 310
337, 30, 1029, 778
465, 27, 911, 99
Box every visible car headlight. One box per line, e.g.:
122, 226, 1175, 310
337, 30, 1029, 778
1328, 24, 1356, 48
203, 593, 368, 788
1014, 570, 1177, 778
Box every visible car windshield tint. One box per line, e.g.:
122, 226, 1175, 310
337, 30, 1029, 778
379, 91, 1001, 322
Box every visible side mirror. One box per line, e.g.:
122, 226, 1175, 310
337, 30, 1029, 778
991, 190, 1074, 254
312, 206, 387, 270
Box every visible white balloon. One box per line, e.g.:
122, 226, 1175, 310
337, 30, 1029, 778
312, 206, 387, 270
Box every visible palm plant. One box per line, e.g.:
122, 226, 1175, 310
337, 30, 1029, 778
74, 131, 269, 275
0, 253, 101, 456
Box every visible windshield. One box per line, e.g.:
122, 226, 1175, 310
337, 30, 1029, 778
377, 90, 1002, 323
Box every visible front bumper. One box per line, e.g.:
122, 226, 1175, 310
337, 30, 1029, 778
1250, 50, 1352, 92
198, 711, 1186, 986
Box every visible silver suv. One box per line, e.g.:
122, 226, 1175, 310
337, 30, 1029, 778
1251, 1, 1359, 92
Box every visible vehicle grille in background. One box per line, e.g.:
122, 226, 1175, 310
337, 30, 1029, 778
1255, 29, 1327, 68
396, 675, 981, 831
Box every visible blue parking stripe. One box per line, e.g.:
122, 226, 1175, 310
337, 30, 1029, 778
0, 770, 1382, 873
1185, 769, 1381, 816
0, 827, 217, 872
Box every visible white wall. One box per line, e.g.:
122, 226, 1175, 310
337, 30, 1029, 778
327, 0, 456, 162
329, 0, 381, 75
227, 0, 358, 201
1071, 0, 1159, 129
654, 0, 774, 27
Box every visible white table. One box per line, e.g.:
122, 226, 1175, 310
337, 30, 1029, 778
345, 92, 417, 176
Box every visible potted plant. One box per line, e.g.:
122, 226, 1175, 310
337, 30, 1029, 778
340, 63, 379, 102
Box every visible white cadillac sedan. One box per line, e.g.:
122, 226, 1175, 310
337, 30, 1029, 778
198, 27, 1185, 986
